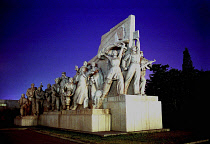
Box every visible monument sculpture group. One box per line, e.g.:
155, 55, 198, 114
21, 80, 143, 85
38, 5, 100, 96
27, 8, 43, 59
15, 15, 163, 132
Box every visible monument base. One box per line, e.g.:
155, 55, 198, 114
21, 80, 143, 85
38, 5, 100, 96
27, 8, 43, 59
38, 109, 111, 132
103, 95, 163, 132
14, 116, 38, 126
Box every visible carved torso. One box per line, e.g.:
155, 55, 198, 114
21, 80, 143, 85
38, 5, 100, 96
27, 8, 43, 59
45, 88, 52, 97
26, 87, 37, 101
130, 54, 141, 64
110, 58, 121, 67
52, 84, 60, 96
35, 90, 45, 100
64, 83, 76, 96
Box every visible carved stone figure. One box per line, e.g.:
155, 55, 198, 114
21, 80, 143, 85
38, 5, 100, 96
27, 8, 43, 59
92, 90, 103, 109
87, 62, 104, 108
26, 83, 37, 115
97, 42, 126, 108
122, 38, 142, 95
35, 83, 45, 115
45, 83, 52, 111
18, 94, 31, 116
71, 61, 88, 110
51, 78, 61, 111
63, 77, 76, 110
73, 65, 80, 84
140, 51, 156, 95
59, 72, 69, 110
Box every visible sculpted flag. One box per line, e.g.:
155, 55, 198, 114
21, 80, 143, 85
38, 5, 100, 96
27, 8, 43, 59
97, 15, 137, 58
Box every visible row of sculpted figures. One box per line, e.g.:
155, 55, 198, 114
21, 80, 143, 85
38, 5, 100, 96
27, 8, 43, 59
18, 38, 155, 116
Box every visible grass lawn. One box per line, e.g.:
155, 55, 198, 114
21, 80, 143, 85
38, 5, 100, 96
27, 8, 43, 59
31, 126, 209, 144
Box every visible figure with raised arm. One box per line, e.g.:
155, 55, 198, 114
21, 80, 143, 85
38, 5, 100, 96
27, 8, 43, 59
122, 38, 142, 95
96, 42, 126, 108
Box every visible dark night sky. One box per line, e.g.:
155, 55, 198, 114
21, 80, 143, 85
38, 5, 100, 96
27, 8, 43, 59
0, 0, 209, 100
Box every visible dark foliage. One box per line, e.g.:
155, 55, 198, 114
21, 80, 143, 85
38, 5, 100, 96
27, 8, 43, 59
146, 64, 209, 131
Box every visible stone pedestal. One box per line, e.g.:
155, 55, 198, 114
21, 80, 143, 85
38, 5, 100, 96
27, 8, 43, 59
38, 109, 111, 132
103, 95, 163, 132
14, 116, 38, 126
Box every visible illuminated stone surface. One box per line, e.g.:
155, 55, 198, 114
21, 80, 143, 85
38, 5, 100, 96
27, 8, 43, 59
103, 95, 163, 132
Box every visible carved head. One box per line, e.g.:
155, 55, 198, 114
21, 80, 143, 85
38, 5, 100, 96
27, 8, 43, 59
83, 61, 87, 67
131, 46, 137, 54
55, 78, 60, 84
31, 83, 35, 88
91, 62, 96, 67
62, 72, 66, 77
140, 51, 144, 57
47, 84, 51, 89
69, 77, 73, 83
75, 65, 79, 71
112, 50, 118, 57
38, 87, 41, 91
21, 94, 25, 98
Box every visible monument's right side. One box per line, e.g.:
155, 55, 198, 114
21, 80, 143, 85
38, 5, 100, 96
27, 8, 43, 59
90, 15, 163, 132
103, 95, 162, 132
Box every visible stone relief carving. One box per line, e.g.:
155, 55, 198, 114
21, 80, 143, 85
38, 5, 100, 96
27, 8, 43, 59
87, 62, 104, 108
140, 52, 156, 95
63, 77, 76, 110
71, 61, 89, 110
45, 83, 52, 111
20, 15, 156, 113
59, 72, 69, 110
122, 38, 142, 95
35, 83, 45, 115
51, 78, 61, 111
26, 83, 37, 115
96, 42, 127, 108
18, 94, 31, 116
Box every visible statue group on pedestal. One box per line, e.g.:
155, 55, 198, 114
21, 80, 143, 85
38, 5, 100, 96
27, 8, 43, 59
18, 37, 155, 116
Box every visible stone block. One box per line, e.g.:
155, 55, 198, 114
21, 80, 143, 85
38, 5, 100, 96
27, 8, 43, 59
103, 95, 163, 132
14, 116, 38, 126
38, 109, 111, 132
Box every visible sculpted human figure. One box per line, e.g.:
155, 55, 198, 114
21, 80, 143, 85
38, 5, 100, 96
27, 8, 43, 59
140, 51, 156, 95
59, 72, 69, 110
35, 83, 45, 115
26, 83, 37, 115
73, 65, 80, 84
63, 77, 76, 110
45, 83, 52, 111
96, 42, 126, 108
87, 62, 104, 108
18, 94, 30, 116
51, 78, 61, 111
71, 61, 88, 110
122, 38, 142, 95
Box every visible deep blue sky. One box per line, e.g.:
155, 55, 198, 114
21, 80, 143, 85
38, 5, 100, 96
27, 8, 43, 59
0, 0, 209, 100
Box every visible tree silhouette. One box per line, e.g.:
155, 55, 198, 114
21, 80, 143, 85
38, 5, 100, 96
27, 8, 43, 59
146, 48, 209, 131
182, 48, 194, 72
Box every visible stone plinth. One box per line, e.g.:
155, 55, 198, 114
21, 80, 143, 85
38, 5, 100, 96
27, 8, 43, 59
103, 95, 163, 132
14, 116, 38, 126
38, 109, 111, 132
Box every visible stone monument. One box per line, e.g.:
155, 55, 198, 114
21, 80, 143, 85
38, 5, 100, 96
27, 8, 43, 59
26, 83, 37, 115
15, 15, 163, 133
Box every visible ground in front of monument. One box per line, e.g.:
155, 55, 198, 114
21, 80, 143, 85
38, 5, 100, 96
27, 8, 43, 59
0, 126, 208, 144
